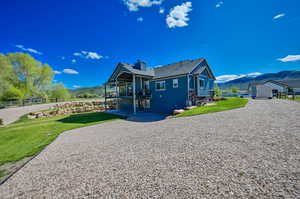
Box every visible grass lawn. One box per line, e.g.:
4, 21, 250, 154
293, 96, 300, 102
174, 97, 249, 118
0, 112, 124, 166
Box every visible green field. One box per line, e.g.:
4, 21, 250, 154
174, 97, 249, 118
0, 112, 124, 166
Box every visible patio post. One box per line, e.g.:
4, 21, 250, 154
133, 74, 136, 114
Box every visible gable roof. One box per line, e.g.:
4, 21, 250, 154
107, 58, 216, 83
153, 58, 215, 80
107, 63, 154, 83
270, 79, 300, 88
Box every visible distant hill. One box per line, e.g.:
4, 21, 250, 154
69, 85, 105, 97
218, 70, 300, 90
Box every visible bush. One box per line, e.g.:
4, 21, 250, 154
1, 87, 24, 101
0, 119, 3, 125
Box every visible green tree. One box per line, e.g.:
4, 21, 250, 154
6, 53, 54, 98
0, 54, 16, 96
1, 87, 24, 101
51, 83, 71, 100
231, 87, 240, 93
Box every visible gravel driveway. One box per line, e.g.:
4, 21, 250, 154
0, 99, 299, 198
0, 103, 60, 125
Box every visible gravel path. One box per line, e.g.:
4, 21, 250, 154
0, 103, 60, 125
0, 99, 299, 198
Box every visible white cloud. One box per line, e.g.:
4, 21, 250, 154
73, 85, 81, 89
159, 8, 165, 14
54, 70, 62, 74
73, 51, 103, 60
15, 44, 43, 55
273, 13, 285, 20
215, 1, 223, 8
166, 2, 192, 28
63, 69, 79, 74
216, 72, 262, 83
278, 55, 300, 62
85, 52, 103, 59
124, 0, 162, 11
73, 52, 81, 56
72, 59, 77, 63
137, 17, 144, 22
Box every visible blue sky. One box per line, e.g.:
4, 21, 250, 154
1, 0, 300, 88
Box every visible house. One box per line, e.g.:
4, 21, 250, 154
248, 79, 300, 98
105, 58, 216, 114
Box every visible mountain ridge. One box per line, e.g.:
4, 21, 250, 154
218, 70, 300, 90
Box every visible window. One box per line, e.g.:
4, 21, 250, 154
155, 81, 166, 91
173, 79, 178, 88
144, 80, 150, 90
199, 78, 205, 88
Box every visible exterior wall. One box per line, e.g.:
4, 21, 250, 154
256, 85, 273, 98
150, 76, 188, 114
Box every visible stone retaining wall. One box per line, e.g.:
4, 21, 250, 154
28, 101, 113, 119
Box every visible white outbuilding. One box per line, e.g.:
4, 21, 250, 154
248, 79, 300, 99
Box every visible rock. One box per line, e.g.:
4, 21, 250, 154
173, 109, 185, 115
185, 106, 197, 110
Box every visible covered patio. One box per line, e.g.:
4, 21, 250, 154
104, 63, 154, 114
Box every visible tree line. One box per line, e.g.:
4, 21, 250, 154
0, 52, 71, 101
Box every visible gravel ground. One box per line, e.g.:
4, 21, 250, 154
0, 99, 299, 198
0, 103, 60, 125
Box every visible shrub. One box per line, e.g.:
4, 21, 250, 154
0, 119, 3, 126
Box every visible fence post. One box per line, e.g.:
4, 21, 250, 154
56, 98, 58, 103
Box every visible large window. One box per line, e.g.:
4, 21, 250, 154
199, 78, 205, 88
155, 81, 166, 91
173, 79, 178, 88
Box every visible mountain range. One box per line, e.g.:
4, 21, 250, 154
218, 70, 300, 90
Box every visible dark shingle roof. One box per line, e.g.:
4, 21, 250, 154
274, 79, 300, 88
121, 63, 155, 77
153, 58, 205, 79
